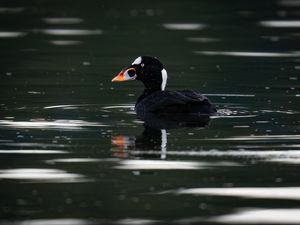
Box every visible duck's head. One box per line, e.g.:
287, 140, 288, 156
112, 56, 168, 91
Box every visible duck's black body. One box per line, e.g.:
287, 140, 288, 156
136, 89, 216, 115
112, 56, 217, 118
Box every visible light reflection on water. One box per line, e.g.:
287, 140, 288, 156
165, 187, 300, 200
46, 158, 118, 164
0, 7, 24, 13
162, 23, 206, 30
212, 208, 300, 224
43, 104, 89, 109
116, 149, 300, 159
42, 17, 84, 24
278, 0, 300, 7
203, 134, 300, 141
195, 51, 300, 57
1, 0, 300, 223
186, 37, 220, 43
260, 20, 300, 27
0, 218, 99, 225
49, 40, 82, 46
0, 119, 107, 130
114, 159, 240, 170
0, 218, 157, 225
39, 29, 102, 36
0, 150, 67, 154
0, 31, 26, 38
0, 168, 86, 183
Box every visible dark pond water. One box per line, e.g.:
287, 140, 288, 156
1, 0, 300, 224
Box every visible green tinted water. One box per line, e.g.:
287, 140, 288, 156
1, 0, 300, 224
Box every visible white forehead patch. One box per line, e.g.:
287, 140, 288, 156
161, 69, 168, 91
132, 56, 142, 65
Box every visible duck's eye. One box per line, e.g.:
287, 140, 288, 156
127, 68, 136, 77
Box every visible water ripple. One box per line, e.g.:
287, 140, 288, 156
195, 50, 300, 57
203, 134, 300, 141
167, 187, 300, 200
0, 119, 107, 130
0, 218, 157, 225
260, 20, 300, 28
49, 40, 82, 46
163, 23, 206, 30
42, 17, 83, 24
44, 104, 87, 109
0, 31, 26, 38
0, 218, 98, 225
186, 37, 220, 43
102, 104, 135, 109
0, 7, 24, 13
204, 93, 255, 97
114, 159, 240, 170
211, 208, 300, 224
0, 168, 86, 183
0, 150, 67, 154
123, 149, 300, 160
40, 29, 102, 36
278, 0, 300, 6
46, 158, 118, 164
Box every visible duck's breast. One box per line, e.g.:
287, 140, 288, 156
135, 90, 216, 115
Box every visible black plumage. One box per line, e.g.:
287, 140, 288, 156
136, 90, 216, 115
112, 56, 217, 117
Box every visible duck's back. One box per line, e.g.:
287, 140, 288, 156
135, 90, 217, 115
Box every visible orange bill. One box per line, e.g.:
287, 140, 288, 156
111, 69, 125, 82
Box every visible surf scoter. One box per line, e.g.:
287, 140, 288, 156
112, 56, 217, 116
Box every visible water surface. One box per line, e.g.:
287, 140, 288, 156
1, 0, 300, 224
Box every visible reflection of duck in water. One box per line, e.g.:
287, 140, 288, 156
111, 126, 167, 159
111, 115, 210, 159
112, 56, 217, 117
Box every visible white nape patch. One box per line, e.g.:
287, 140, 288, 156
161, 129, 167, 159
132, 56, 142, 65
161, 69, 168, 91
